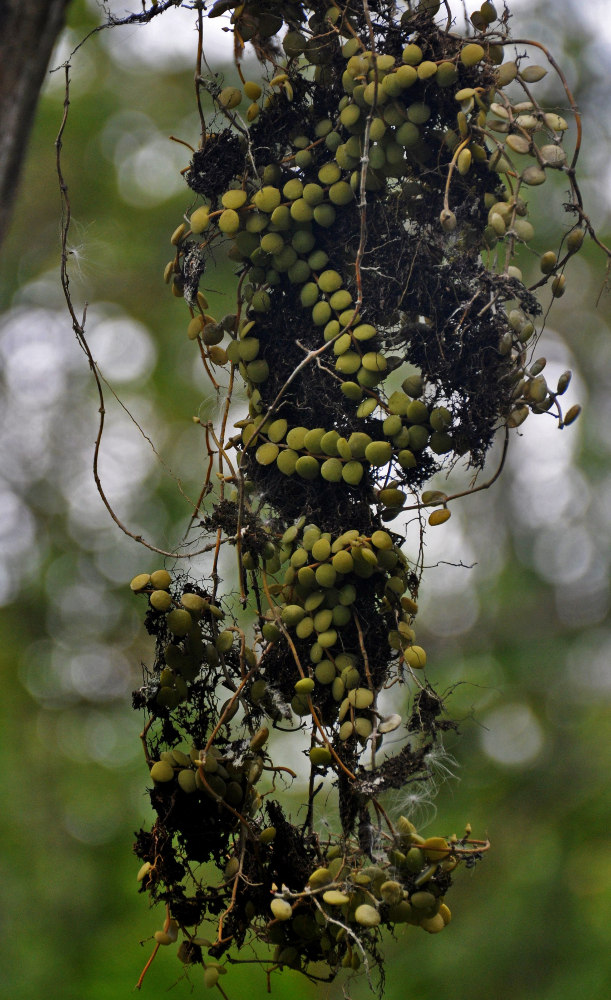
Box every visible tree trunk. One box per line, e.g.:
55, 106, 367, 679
0, 0, 71, 249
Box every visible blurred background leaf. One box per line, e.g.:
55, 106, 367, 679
0, 2, 609, 998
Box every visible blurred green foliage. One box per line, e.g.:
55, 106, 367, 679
1, 2, 610, 999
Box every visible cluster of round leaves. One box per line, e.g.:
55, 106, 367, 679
261, 518, 425, 713
140, 808, 474, 984
500, 315, 580, 429
133, 0, 586, 993
130, 569, 240, 712
146, 728, 269, 814
235, 373, 454, 496
163, 0, 584, 491
131, 561, 478, 985
264, 818, 460, 978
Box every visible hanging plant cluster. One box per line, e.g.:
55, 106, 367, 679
104, 0, 595, 994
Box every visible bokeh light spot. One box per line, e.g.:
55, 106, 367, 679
481, 703, 545, 767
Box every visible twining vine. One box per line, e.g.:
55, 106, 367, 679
56, 0, 609, 996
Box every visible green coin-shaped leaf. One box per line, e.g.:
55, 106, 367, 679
166, 609, 193, 636
371, 529, 393, 549
342, 460, 364, 486
320, 458, 342, 482
328, 181, 354, 205
315, 564, 337, 588
303, 427, 326, 453
267, 419, 288, 442
253, 186, 281, 213
276, 449, 299, 475
460, 43, 485, 66
218, 208, 241, 234
256, 442, 279, 465
295, 455, 320, 480
282, 604, 306, 626
150, 760, 175, 783
311, 537, 331, 562
246, 359, 269, 383
348, 432, 372, 458
314, 660, 336, 684
150, 589, 173, 612
365, 440, 392, 466
150, 569, 171, 590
